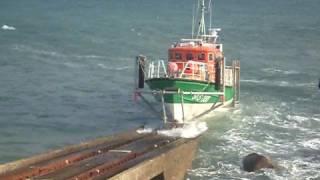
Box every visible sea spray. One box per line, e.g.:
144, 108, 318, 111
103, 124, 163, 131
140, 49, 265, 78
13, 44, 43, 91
136, 127, 153, 134
136, 122, 208, 138
159, 122, 208, 138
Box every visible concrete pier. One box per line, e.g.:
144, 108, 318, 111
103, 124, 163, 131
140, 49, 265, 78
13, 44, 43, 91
0, 129, 199, 180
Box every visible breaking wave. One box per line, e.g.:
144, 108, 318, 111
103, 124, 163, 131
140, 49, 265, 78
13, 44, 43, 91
1, 25, 16, 31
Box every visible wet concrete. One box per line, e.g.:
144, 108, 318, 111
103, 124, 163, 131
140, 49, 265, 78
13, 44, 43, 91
0, 129, 200, 180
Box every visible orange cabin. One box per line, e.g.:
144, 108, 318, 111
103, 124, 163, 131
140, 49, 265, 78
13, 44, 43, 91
168, 44, 224, 79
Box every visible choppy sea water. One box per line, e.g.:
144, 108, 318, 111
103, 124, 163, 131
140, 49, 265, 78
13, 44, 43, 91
0, 0, 319, 179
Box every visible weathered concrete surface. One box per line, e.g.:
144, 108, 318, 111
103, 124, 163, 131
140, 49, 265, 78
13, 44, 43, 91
109, 137, 199, 180
0, 129, 200, 180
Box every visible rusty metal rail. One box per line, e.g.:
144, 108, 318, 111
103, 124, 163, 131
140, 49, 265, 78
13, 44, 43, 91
68, 137, 174, 180
0, 130, 188, 180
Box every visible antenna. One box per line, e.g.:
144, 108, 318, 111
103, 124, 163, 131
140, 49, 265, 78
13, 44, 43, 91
209, 0, 212, 30
192, 2, 196, 38
194, 0, 200, 36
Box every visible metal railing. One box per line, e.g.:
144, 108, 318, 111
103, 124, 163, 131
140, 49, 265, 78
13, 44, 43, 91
146, 60, 213, 82
147, 60, 167, 78
142, 57, 239, 88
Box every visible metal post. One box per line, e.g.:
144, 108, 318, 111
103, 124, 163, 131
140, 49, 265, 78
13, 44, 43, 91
192, 62, 195, 79
150, 62, 154, 78
236, 60, 240, 103
157, 61, 160, 78
222, 58, 225, 104
148, 61, 151, 79
180, 91, 185, 123
134, 56, 138, 90
161, 60, 167, 77
232, 61, 236, 107
161, 91, 167, 124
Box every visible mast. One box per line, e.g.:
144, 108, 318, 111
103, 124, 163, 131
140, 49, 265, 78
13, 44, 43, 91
193, 0, 220, 43
197, 0, 206, 38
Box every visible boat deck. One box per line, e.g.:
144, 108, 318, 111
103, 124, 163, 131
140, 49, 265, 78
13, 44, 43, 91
0, 129, 199, 180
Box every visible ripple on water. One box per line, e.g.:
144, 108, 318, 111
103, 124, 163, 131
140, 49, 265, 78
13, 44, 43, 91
300, 138, 320, 150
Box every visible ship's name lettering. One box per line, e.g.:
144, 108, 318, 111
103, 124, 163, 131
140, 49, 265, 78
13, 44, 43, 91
191, 95, 211, 103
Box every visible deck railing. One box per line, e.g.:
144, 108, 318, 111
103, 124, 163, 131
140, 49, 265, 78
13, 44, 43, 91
147, 60, 167, 79
146, 60, 211, 82
141, 58, 239, 88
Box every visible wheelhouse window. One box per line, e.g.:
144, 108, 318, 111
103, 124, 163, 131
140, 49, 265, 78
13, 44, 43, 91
198, 53, 205, 60
169, 52, 174, 59
209, 54, 213, 61
186, 53, 193, 60
175, 53, 182, 60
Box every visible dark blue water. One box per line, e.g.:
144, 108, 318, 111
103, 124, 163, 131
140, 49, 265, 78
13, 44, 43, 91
1, 0, 319, 179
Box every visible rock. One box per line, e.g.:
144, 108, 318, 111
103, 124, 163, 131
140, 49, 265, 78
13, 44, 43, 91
242, 153, 274, 172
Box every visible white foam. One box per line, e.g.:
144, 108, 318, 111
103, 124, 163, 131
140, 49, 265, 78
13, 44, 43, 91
13, 45, 105, 60
286, 115, 309, 123
63, 62, 83, 68
300, 138, 320, 150
241, 79, 265, 84
188, 166, 217, 177
136, 127, 153, 134
74, 55, 105, 59
1, 25, 16, 30
241, 78, 315, 88
283, 159, 320, 179
262, 68, 299, 75
97, 63, 131, 71
115, 66, 131, 70
157, 122, 208, 138
13, 45, 62, 57
97, 63, 108, 69
312, 116, 320, 122
278, 81, 289, 87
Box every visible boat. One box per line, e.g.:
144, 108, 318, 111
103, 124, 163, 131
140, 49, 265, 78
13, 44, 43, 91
134, 0, 240, 124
